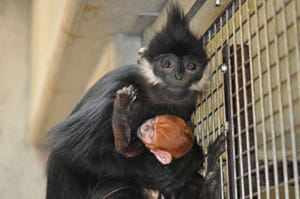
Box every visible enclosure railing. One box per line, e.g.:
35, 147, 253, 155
194, 0, 300, 198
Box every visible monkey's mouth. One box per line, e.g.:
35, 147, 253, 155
137, 127, 153, 145
164, 87, 190, 98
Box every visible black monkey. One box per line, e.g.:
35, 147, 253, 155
46, 3, 216, 199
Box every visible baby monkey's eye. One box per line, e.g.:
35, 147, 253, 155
161, 60, 172, 69
185, 63, 195, 70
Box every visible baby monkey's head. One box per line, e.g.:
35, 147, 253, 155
137, 115, 194, 165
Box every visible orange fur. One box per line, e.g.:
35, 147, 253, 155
144, 115, 194, 158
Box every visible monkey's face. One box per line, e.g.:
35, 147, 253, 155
137, 118, 156, 144
139, 50, 209, 101
153, 53, 205, 89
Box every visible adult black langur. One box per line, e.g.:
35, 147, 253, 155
45, 3, 223, 199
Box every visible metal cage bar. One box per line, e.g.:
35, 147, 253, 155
269, 0, 290, 197
195, 0, 300, 198
245, 0, 262, 197
278, 0, 300, 197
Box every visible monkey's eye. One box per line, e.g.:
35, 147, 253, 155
161, 60, 172, 69
185, 63, 195, 70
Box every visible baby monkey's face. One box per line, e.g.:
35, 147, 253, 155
137, 118, 156, 144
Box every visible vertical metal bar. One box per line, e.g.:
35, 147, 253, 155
225, 8, 238, 199
278, 0, 300, 198
223, 44, 236, 199
195, 97, 201, 145
292, 0, 300, 97
238, 0, 253, 197
261, 0, 280, 197
252, 0, 271, 198
206, 30, 212, 148
245, 0, 262, 197
289, 0, 300, 196
200, 98, 205, 146
211, 23, 217, 141
218, 16, 226, 199
231, 3, 246, 198
200, 79, 205, 147
211, 21, 224, 199
200, 38, 206, 148
271, 0, 290, 197
197, 102, 200, 145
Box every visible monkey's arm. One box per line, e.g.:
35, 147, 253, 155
112, 85, 144, 157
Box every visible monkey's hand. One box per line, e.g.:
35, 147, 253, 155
115, 85, 137, 108
113, 85, 144, 157
207, 133, 226, 171
200, 133, 226, 199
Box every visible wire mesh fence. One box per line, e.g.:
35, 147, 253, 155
193, 0, 300, 198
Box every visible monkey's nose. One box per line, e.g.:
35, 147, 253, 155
175, 73, 183, 80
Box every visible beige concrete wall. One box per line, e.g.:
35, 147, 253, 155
30, 0, 69, 147
0, 0, 45, 198
87, 34, 142, 89
30, 0, 69, 113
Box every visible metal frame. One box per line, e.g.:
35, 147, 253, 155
194, 0, 300, 198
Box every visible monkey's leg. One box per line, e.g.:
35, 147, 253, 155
200, 133, 226, 199
112, 85, 144, 157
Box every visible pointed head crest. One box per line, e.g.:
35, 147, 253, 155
143, 3, 207, 62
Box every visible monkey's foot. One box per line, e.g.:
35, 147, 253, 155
207, 133, 226, 171
116, 85, 137, 107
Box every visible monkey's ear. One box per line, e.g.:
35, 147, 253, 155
137, 47, 148, 64
138, 47, 147, 56
150, 149, 172, 165
138, 47, 147, 60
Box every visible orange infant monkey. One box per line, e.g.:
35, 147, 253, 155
137, 115, 194, 165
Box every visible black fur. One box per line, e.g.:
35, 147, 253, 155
46, 4, 210, 199
144, 4, 207, 63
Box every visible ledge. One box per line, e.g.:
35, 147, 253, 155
29, 0, 166, 148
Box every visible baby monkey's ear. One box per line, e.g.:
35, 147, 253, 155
150, 149, 172, 165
